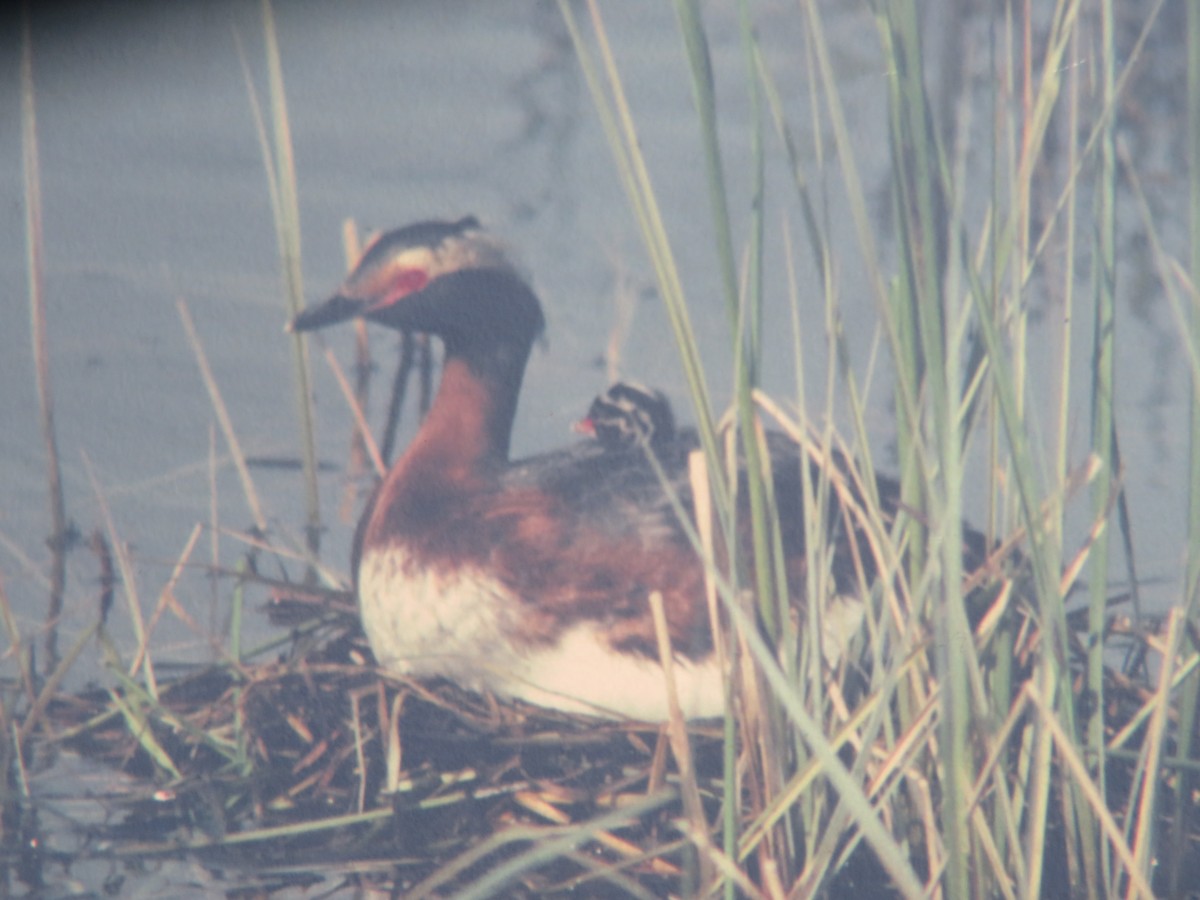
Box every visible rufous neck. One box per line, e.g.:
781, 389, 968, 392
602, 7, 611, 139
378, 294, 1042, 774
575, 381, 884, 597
392, 336, 530, 488
375, 265, 542, 501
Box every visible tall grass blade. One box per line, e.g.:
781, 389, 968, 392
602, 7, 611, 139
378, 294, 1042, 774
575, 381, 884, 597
672, 9, 783, 886
557, 0, 725, 503
670, 0, 739, 324
236, 0, 321, 556
1187, 0, 1200, 609
1178, 0, 1200, 893
21, 5, 67, 671
1080, 1, 1120, 891
880, 5, 969, 894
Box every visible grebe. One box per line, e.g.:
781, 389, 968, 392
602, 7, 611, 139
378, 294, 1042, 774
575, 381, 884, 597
290, 217, 988, 720
575, 381, 676, 450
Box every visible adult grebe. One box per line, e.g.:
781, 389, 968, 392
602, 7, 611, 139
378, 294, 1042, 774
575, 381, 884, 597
290, 217, 991, 719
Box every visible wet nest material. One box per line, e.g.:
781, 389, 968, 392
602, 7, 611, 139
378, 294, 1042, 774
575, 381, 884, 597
14, 578, 1200, 898
33, 588, 724, 897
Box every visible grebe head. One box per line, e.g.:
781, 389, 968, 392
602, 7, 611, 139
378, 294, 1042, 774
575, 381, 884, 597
289, 216, 543, 345
575, 381, 676, 450
290, 216, 545, 463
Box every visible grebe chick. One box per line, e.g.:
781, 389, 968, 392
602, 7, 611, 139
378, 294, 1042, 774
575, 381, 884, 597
575, 381, 676, 450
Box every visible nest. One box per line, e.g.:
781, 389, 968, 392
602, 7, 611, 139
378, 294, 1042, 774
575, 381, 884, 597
7, 569, 1196, 898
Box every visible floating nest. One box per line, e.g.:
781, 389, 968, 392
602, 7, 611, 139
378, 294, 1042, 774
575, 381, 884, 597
4, 569, 1197, 898
23, 584, 727, 897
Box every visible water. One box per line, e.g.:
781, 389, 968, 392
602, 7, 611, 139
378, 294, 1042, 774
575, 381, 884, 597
0, 0, 1187, 893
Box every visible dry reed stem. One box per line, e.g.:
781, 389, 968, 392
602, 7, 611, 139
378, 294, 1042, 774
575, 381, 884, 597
1024, 684, 1155, 899
21, 9, 67, 671
648, 591, 708, 857
82, 453, 158, 699
321, 345, 385, 477
178, 298, 267, 532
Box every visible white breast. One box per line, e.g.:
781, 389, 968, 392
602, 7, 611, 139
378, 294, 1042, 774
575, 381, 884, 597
357, 544, 726, 720
358, 545, 518, 687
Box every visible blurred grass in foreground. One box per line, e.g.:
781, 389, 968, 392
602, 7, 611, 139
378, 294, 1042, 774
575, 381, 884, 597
562, 0, 1189, 896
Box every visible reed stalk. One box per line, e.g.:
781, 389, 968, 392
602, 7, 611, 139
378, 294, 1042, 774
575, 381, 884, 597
558, 0, 726, 507
235, 0, 321, 558
1117, 129, 1200, 897
178, 300, 267, 533
1177, 2, 1200, 894
1080, 0, 1120, 891
21, 5, 66, 672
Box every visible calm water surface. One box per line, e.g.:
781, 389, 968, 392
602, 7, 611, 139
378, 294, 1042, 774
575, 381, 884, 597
0, 0, 1186, 893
